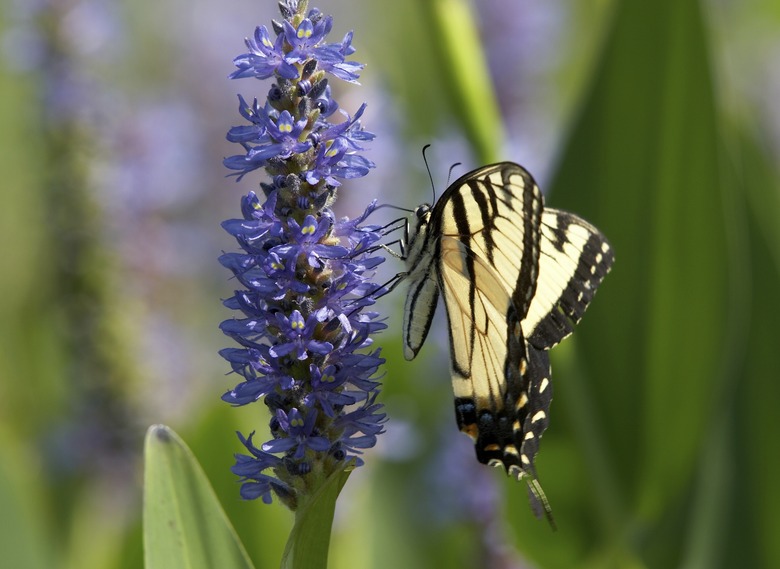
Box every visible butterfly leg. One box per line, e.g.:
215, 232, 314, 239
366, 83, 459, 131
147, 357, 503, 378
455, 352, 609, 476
358, 240, 405, 259
370, 271, 409, 299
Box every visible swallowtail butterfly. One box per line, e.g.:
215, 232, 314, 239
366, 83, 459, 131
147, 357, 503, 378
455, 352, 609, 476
401, 162, 613, 522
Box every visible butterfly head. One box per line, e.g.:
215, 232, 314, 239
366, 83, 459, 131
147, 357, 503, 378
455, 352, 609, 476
411, 203, 432, 235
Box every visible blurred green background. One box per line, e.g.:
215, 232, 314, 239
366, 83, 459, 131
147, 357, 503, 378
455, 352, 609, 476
1, 0, 778, 568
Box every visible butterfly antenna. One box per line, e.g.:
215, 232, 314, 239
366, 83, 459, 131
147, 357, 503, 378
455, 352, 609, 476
447, 162, 462, 186
421, 144, 436, 203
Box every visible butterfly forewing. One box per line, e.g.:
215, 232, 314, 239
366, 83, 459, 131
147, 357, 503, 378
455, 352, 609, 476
524, 209, 615, 350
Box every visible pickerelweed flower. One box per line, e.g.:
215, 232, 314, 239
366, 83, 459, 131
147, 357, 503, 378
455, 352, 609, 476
219, 0, 386, 510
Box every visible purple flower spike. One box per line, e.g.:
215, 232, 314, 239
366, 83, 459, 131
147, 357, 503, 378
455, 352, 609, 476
220, 2, 385, 508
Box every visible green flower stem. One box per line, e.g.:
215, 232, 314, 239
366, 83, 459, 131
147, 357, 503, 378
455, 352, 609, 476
280, 465, 353, 569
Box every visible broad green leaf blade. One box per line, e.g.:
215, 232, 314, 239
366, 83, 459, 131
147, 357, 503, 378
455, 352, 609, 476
547, 0, 732, 545
280, 466, 351, 569
143, 425, 254, 569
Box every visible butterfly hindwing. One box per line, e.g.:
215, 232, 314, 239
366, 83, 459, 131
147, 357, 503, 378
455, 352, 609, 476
438, 226, 552, 491
402, 266, 439, 360
429, 165, 554, 482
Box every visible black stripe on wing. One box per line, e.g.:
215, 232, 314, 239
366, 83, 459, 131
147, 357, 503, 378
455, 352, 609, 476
505, 165, 543, 322
449, 190, 478, 377
464, 178, 498, 264
402, 271, 439, 360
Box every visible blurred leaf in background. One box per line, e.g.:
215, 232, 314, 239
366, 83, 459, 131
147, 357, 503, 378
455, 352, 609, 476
1, 0, 779, 568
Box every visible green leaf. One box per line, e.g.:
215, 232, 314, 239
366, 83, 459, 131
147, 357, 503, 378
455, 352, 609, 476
280, 465, 352, 569
143, 425, 255, 569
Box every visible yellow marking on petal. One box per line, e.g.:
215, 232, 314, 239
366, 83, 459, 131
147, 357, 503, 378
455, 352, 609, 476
302, 224, 316, 235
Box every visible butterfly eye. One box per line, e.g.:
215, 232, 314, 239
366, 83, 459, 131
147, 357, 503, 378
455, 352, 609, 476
415, 205, 429, 220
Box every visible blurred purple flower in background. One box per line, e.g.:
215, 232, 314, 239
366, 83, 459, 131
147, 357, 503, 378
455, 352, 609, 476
219, 0, 386, 508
